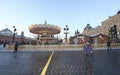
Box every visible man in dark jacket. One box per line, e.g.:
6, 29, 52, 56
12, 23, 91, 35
107, 41, 111, 50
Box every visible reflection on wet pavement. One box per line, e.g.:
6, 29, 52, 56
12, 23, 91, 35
82, 54, 94, 75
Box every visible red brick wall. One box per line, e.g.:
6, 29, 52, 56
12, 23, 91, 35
0, 35, 34, 44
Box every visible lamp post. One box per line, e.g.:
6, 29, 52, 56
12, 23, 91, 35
64, 25, 69, 44
13, 26, 17, 43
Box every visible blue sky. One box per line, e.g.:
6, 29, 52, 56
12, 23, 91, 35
0, 0, 120, 39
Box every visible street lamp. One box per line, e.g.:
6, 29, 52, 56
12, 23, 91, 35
64, 25, 69, 44
13, 26, 17, 43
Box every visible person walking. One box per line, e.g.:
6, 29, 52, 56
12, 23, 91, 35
83, 42, 93, 56
107, 41, 111, 50
14, 42, 18, 53
3, 42, 6, 48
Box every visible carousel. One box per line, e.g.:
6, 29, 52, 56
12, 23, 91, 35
28, 20, 61, 44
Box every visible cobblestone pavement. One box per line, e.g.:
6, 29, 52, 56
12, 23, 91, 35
0, 51, 51, 75
46, 49, 120, 75
0, 47, 120, 75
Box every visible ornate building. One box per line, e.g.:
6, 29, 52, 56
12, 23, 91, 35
101, 11, 120, 38
83, 11, 120, 37
82, 11, 120, 43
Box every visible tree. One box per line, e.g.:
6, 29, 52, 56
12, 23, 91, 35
109, 25, 117, 39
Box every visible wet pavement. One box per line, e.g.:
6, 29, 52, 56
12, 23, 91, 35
0, 51, 51, 75
46, 50, 120, 75
0, 46, 120, 75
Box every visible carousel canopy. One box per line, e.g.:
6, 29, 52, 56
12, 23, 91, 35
29, 21, 61, 35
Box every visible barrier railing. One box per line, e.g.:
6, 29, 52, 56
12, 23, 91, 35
6, 43, 120, 50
